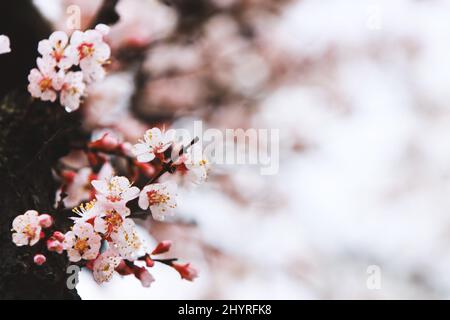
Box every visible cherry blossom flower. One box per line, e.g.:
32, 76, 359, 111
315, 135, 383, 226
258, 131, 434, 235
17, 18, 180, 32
11, 210, 42, 247
38, 31, 76, 70
63, 222, 101, 262
138, 182, 177, 221
0, 35, 11, 54
70, 26, 111, 83
94, 206, 129, 237
92, 249, 121, 284
133, 128, 175, 163
27, 57, 62, 102
185, 158, 211, 185
110, 219, 142, 260
60, 71, 85, 112
166, 149, 211, 187
92, 176, 139, 205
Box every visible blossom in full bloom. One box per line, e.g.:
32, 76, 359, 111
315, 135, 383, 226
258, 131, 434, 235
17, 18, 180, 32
138, 182, 177, 221
185, 158, 211, 185
92, 176, 139, 205
93, 249, 121, 284
172, 262, 198, 281
0, 35, 11, 54
63, 222, 101, 262
70, 25, 111, 83
133, 128, 175, 163
27, 57, 62, 102
37, 31, 76, 70
110, 219, 142, 260
94, 206, 129, 237
166, 147, 211, 187
11, 210, 42, 246
60, 71, 85, 112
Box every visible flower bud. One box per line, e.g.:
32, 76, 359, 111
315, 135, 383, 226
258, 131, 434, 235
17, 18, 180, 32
47, 239, 63, 254
151, 240, 172, 255
89, 133, 119, 152
38, 214, 53, 228
135, 267, 154, 288
145, 255, 154, 268
52, 231, 65, 242
33, 254, 46, 266
172, 262, 198, 281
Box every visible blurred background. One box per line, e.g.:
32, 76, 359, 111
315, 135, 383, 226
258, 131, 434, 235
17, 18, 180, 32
33, 0, 450, 299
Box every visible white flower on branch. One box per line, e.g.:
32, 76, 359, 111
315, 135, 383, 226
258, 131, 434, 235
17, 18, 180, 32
70, 26, 111, 83
92, 176, 140, 204
63, 222, 101, 262
110, 218, 142, 260
38, 31, 76, 70
27, 57, 62, 102
138, 182, 178, 221
60, 71, 86, 112
93, 248, 121, 284
11, 210, 42, 246
133, 128, 175, 163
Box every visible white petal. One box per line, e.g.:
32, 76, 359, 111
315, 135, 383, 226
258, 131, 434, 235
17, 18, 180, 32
137, 152, 155, 163
138, 190, 150, 210
0, 35, 10, 54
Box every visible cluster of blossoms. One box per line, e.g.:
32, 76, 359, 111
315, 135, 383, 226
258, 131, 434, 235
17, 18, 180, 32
133, 127, 211, 189
11, 127, 208, 286
27, 24, 110, 112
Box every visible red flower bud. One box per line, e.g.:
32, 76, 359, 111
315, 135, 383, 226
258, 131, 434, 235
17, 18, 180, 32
38, 214, 53, 228
47, 239, 63, 254
88, 133, 119, 152
33, 254, 46, 266
151, 240, 172, 255
115, 260, 134, 276
145, 255, 154, 268
134, 266, 154, 288
52, 231, 65, 242
172, 262, 198, 281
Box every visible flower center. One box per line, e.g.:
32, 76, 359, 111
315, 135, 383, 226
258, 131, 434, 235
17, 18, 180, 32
23, 225, 36, 239
39, 78, 52, 91
52, 47, 65, 62
78, 43, 94, 59
74, 238, 89, 254
147, 191, 169, 205
105, 211, 123, 229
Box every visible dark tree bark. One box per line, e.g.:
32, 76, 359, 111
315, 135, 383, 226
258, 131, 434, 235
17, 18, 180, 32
0, 0, 120, 300
0, 2, 82, 299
